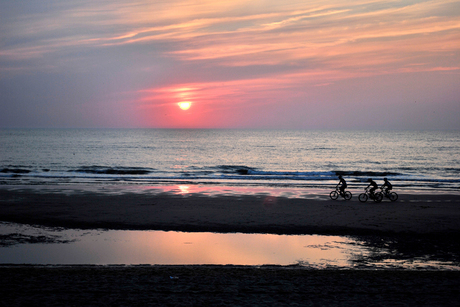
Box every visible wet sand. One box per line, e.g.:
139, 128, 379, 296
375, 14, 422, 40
1, 185, 459, 235
1, 185, 460, 306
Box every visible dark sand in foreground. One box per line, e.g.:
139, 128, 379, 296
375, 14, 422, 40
1, 186, 459, 306
2, 266, 459, 306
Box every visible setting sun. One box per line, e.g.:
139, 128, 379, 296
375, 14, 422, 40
178, 101, 191, 110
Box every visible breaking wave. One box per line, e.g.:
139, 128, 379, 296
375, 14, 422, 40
72, 166, 154, 175
1, 164, 459, 190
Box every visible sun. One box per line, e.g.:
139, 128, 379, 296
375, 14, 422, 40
178, 101, 191, 110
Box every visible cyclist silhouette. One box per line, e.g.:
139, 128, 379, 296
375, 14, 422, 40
338, 175, 347, 196
366, 178, 378, 197
381, 178, 393, 194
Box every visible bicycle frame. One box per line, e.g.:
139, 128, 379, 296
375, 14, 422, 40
330, 185, 352, 201
379, 187, 398, 202
358, 187, 382, 203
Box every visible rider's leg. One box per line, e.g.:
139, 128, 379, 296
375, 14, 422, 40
370, 188, 376, 197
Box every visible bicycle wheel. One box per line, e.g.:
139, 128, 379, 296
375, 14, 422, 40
344, 191, 352, 200
358, 193, 368, 202
374, 192, 383, 203
330, 191, 339, 200
389, 192, 398, 202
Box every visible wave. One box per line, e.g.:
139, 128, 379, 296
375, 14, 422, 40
333, 171, 402, 177
71, 166, 154, 175
215, 165, 256, 175
0, 168, 31, 174
0, 165, 439, 181
213, 166, 403, 179
1, 164, 458, 190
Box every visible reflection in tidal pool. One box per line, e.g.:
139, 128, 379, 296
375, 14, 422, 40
0, 223, 458, 270
0, 223, 359, 266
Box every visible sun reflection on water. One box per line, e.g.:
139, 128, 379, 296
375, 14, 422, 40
0, 223, 359, 266
178, 185, 190, 194
1, 223, 458, 270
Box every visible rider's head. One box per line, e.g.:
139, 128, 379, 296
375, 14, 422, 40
338, 175, 342, 179
368, 178, 372, 182
384, 178, 388, 181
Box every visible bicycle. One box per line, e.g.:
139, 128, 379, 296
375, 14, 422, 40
358, 187, 383, 203
330, 185, 352, 201
379, 187, 398, 202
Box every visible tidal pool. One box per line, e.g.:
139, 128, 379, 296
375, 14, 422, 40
0, 223, 458, 270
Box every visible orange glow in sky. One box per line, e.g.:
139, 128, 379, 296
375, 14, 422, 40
1, 1, 459, 129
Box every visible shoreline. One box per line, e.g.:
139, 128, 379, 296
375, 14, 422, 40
1, 184, 459, 235
1, 182, 459, 195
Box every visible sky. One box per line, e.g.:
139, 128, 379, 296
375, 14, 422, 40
1, 0, 459, 130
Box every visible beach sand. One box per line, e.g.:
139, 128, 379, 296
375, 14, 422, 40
1, 265, 459, 306
1, 185, 459, 235
1, 185, 459, 306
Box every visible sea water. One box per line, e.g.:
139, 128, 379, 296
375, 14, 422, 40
1, 129, 459, 191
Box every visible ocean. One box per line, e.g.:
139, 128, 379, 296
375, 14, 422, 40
1, 128, 460, 268
1, 129, 459, 192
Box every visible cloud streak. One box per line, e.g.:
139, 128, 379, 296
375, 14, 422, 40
1, 0, 459, 129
